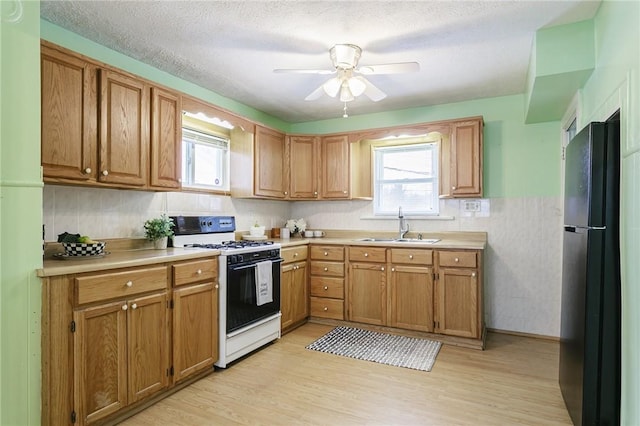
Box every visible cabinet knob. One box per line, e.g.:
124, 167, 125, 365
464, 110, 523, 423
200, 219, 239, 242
196, 269, 202, 275
294, 252, 298, 257
455, 258, 460, 263
381, 267, 385, 271
314, 191, 318, 196
102, 170, 109, 176
284, 191, 288, 195
409, 255, 414, 260
391, 267, 395, 272
84, 167, 92, 174
323, 307, 328, 311
215, 284, 219, 289
364, 253, 369, 257
324, 252, 328, 256
343, 190, 347, 194
125, 281, 133, 287
121, 304, 128, 311
323, 267, 328, 272
323, 286, 328, 290
131, 303, 137, 310
178, 178, 182, 183
471, 272, 476, 277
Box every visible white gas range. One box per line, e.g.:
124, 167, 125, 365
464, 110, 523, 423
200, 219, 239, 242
171, 216, 282, 368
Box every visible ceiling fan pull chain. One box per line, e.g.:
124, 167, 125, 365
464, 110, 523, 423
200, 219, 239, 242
343, 102, 349, 118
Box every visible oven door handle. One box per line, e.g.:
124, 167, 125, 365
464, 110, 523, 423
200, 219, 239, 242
228, 258, 284, 271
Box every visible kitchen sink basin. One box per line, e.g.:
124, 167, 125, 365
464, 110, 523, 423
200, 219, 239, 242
354, 237, 440, 244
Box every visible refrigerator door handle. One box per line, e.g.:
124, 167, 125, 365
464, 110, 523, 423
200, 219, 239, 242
564, 225, 606, 233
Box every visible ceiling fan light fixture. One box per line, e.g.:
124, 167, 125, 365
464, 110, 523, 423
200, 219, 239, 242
339, 84, 355, 102
348, 77, 367, 97
322, 77, 341, 97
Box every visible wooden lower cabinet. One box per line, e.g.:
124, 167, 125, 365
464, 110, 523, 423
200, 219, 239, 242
309, 245, 345, 320
281, 262, 309, 331
435, 250, 483, 339
74, 291, 169, 425
41, 256, 220, 426
389, 264, 434, 332
348, 262, 387, 326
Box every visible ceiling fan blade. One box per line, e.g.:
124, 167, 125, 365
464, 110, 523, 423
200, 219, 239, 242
357, 77, 387, 101
304, 83, 326, 101
273, 68, 335, 75
357, 62, 420, 75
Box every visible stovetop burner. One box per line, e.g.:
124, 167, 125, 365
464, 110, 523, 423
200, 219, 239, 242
184, 240, 275, 250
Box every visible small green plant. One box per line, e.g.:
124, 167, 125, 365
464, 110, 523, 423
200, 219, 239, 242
144, 214, 175, 241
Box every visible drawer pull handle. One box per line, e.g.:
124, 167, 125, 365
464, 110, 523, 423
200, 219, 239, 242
131, 303, 137, 310
381, 267, 385, 271
364, 253, 369, 257
323, 307, 328, 311
323, 286, 328, 290
196, 269, 202, 275
294, 252, 298, 257
392, 267, 395, 272
215, 284, 219, 289
454, 257, 459, 262
471, 272, 476, 277
409, 255, 414, 260
125, 281, 133, 288
324, 252, 328, 256
102, 170, 109, 176
121, 304, 128, 311
84, 167, 92, 174
324, 267, 328, 272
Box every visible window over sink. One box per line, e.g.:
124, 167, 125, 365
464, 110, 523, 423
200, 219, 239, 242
373, 138, 439, 216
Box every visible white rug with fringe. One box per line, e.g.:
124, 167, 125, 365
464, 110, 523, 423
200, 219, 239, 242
306, 326, 442, 372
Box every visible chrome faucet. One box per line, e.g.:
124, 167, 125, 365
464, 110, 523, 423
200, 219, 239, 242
398, 206, 409, 239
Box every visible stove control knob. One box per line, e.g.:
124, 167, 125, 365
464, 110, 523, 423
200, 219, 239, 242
229, 255, 237, 264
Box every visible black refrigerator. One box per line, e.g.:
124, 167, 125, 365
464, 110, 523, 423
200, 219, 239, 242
560, 118, 620, 425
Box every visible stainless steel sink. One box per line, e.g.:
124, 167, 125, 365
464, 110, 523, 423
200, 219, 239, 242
354, 237, 440, 244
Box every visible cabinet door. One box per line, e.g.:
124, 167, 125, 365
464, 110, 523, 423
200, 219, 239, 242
289, 135, 319, 199
450, 120, 482, 197
41, 45, 97, 181
291, 262, 309, 324
99, 69, 149, 186
436, 268, 479, 338
173, 282, 218, 382
321, 134, 350, 198
389, 265, 434, 332
348, 262, 386, 325
127, 292, 169, 403
255, 126, 287, 198
150, 87, 181, 189
74, 301, 128, 425
280, 263, 295, 330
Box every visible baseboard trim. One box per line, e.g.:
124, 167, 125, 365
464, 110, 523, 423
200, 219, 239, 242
487, 327, 560, 342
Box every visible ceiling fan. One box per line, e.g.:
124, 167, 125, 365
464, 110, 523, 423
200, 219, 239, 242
274, 44, 420, 103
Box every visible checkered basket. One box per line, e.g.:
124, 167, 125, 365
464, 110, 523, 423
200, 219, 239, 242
61, 241, 106, 257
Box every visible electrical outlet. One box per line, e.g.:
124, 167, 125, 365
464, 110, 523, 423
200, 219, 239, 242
462, 200, 481, 212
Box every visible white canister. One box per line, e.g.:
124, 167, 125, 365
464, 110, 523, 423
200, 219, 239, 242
314, 230, 325, 237
280, 228, 290, 239
304, 230, 314, 238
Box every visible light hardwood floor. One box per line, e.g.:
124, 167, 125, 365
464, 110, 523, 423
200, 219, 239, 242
120, 323, 572, 425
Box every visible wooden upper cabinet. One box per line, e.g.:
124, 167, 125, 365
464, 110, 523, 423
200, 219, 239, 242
254, 126, 287, 198
321, 134, 350, 199
41, 44, 97, 182
98, 69, 149, 186
150, 87, 181, 189
288, 135, 319, 199
441, 119, 483, 198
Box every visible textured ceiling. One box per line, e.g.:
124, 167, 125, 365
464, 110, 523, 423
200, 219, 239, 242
40, 0, 601, 123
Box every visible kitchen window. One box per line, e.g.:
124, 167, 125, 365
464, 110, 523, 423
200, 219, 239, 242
373, 142, 439, 216
181, 127, 230, 191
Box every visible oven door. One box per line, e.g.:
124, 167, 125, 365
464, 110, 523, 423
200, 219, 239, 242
226, 258, 282, 333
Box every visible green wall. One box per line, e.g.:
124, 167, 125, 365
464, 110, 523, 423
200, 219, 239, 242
0, 1, 43, 424
579, 1, 640, 424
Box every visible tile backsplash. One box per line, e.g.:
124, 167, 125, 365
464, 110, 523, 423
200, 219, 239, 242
43, 185, 563, 338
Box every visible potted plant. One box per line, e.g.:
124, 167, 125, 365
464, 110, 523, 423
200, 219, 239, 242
144, 214, 175, 249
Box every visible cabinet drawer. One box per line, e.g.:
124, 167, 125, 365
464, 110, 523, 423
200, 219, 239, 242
310, 277, 344, 299
310, 245, 344, 261
390, 248, 433, 265
282, 246, 308, 263
438, 251, 477, 268
173, 258, 217, 286
310, 297, 344, 320
76, 266, 168, 305
310, 261, 344, 277
349, 246, 386, 263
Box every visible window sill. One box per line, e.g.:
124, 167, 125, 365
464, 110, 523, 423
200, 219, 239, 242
359, 215, 455, 221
